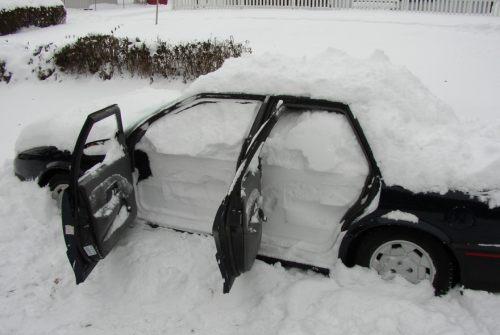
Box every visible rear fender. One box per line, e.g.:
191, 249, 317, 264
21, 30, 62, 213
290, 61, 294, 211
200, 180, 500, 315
339, 213, 451, 265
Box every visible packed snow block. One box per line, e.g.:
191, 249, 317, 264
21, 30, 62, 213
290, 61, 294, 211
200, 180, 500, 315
0, 5, 66, 36
53, 34, 251, 81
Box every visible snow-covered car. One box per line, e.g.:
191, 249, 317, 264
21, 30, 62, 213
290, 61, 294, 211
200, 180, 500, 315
14, 92, 500, 294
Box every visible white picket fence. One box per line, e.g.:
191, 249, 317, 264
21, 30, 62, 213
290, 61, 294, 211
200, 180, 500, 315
172, 0, 500, 15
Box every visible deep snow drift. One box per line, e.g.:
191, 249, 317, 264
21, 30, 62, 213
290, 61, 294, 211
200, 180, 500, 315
188, 49, 500, 206
2, 161, 500, 335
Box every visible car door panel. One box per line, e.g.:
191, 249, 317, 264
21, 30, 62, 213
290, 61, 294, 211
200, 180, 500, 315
213, 97, 382, 291
213, 104, 283, 293
61, 105, 137, 284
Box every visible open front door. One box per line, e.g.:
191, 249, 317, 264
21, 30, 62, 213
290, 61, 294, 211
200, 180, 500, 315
213, 103, 284, 293
61, 105, 137, 284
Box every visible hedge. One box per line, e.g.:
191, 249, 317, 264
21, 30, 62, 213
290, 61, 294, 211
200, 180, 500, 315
0, 60, 12, 83
0, 5, 66, 36
52, 34, 251, 82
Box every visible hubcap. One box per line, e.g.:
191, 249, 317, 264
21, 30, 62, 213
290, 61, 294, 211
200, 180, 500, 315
369, 240, 436, 284
51, 183, 69, 208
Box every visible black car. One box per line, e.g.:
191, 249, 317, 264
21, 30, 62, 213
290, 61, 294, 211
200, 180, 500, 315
14, 93, 500, 294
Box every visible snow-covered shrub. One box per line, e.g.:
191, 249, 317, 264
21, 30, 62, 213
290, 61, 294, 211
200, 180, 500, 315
0, 1, 66, 36
0, 60, 12, 83
153, 39, 252, 81
53, 34, 251, 81
54, 35, 124, 80
30, 43, 56, 80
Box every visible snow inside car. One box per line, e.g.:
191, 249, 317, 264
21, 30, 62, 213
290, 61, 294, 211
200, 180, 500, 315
14, 93, 500, 294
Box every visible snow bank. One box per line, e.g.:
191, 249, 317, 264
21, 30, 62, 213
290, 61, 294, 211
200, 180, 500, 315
2, 159, 500, 334
0, 0, 63, 11
188, 49, 500, 205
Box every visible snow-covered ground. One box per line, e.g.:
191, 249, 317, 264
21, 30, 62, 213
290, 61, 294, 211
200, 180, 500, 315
1, 6, 500, 335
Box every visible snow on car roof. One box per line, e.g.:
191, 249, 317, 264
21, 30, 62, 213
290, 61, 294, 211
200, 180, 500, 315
188, 49, 500, 206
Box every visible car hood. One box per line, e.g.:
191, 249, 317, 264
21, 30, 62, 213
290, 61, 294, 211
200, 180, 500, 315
15, 87, 183, 154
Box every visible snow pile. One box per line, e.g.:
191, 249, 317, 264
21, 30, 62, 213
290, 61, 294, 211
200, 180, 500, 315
101, 138, 125, 165
188, 49, 500, 205
259, 111, 369, 255
383, 210, 419, 223
0, 0, 63, 11
14, 87, 182, 154
261, 111, 368, 174
139, 99, 261, 161
1, 160, 500, 334
135, 99, 261, 233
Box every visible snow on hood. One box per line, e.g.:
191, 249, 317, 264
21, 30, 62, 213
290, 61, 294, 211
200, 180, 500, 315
14, 87, 182, 154
187, 49, 500, 205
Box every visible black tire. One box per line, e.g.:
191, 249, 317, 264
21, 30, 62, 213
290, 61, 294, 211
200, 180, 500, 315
354, 228, 457, 295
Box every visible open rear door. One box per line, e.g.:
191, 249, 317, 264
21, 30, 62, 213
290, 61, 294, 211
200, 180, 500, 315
61, 105, 137, 284
213, 102, 284, 293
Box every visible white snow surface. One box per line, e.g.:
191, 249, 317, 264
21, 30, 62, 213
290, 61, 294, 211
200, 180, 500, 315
188, 49, 500, 203
81, 137, 126, 178
134, 99, 260, 234
136, 108, 369, 264
2, 162, 500, 335
139, 99, 261, 160
261, 111, 368, 174
103, 203, 129, 241
258, 110, 369, 256
14, 86, 182, 154
0, 0, 63, 11
382, 210, 419, 223
101, 137, 125, 164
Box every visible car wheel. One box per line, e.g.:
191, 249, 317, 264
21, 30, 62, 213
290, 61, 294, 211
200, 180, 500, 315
354, 229, 456, 295
48, 173, 70, 209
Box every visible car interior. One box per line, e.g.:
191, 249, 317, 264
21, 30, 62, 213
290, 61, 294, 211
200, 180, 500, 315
131, 98, 369, 261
